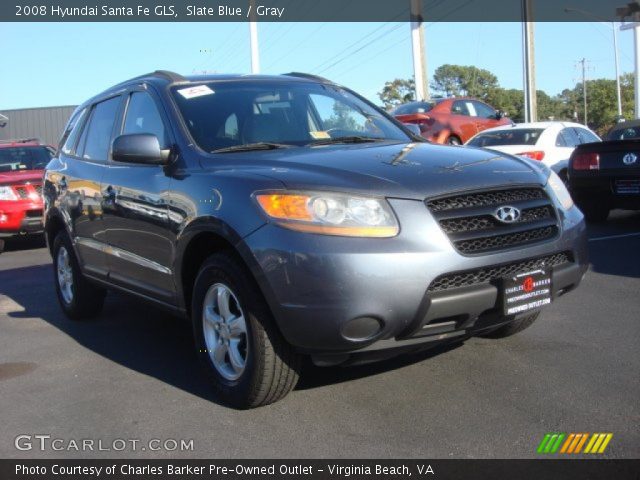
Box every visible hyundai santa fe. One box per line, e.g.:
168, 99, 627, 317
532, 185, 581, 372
43, 71, 588, 408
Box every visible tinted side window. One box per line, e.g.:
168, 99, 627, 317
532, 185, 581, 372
81, 96, 121, 161
559, 128, 579, 147
451, 101, 470, 116
574, 128, 600, 144
472, 101, 496, 119
555, 131, 568, 147
60, 108, 87, 154
123, 92, 169, 148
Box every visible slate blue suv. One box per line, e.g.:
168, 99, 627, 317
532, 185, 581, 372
44, 71, 588, 407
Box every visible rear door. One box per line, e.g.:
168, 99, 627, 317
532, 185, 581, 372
101, 87, 176, 303
56, 96, 123, 278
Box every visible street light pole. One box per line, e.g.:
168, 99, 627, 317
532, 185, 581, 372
613, 22, 623, 120
249, 0, 260, 74
410, 0, 429, 101
522, 0, 537, 122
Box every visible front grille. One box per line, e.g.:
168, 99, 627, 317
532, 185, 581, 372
427, 188, 545, 212
428, 252, 571, 292
427, 187, 559, 255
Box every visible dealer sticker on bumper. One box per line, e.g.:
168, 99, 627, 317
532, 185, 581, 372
503, 269, 552, 315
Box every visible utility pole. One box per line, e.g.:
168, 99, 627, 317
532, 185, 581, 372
410, 0, 429, 101
579, 58, 588, 126
522, 0, 537, 122
249, 0, 260, 74
618, 1, 640, 118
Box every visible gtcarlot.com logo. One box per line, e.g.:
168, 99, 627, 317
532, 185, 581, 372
15, 435, 194, 452
537, 432, 613, 454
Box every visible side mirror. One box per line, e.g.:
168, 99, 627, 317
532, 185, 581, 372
112, 134, 167, 165
494, 110, 504, 120
403, 123, 421, 136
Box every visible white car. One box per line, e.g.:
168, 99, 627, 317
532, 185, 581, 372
465, 122, 601, 181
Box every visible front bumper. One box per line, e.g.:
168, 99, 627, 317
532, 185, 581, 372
0, 200, 43, 238
243, 198, 588, 355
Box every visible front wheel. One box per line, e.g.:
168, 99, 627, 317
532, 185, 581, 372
191, 253, 301, 408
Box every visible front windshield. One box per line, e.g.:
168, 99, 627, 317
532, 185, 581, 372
467, 128, 544, 147
0, 146, 53, 172
171, 80, 409, 152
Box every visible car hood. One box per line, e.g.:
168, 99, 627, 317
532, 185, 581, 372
227, 142, 549, 200
0, 169, 44, 185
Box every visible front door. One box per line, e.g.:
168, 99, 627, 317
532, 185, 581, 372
101, 89, 176, 303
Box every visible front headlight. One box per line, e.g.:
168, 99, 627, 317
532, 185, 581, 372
546, 171, 574, 211
255, 191, 399, 237
0, 186, 18, 201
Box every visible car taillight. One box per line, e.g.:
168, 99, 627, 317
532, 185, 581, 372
517, 151, 545, 161
572, 152, 600, 170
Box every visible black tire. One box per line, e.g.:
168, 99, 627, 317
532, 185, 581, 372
478, 312, 540, 339
576, 198, 609, 223
191, 252, 301, 408
447, 136, 462, 146
52, 231, 106, 320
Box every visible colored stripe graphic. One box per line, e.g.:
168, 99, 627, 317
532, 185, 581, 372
538, 433, 613, 454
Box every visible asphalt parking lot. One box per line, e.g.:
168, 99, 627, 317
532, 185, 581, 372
1, 211, 639, 459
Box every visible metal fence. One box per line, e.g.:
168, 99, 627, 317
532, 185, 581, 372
0, 105, 77, 146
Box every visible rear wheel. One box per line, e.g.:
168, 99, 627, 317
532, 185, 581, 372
52, 231, 106, 320
191, 253, 301, 408
478, 312, 540, 339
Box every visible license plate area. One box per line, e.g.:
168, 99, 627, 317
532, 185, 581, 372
502, 269, 552, 316
613, 178, 640, 195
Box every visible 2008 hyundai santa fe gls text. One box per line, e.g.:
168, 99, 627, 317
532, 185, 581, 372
43, 71, 588, 408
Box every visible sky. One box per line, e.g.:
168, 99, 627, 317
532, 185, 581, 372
0, 21, 634, 110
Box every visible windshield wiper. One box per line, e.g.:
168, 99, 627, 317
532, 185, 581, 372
307, 136, 386, 146
211, 142, 294, 154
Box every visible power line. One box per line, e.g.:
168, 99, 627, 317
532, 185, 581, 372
316, 23, 406, 75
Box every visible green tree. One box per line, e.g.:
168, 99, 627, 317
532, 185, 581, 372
431, 64, 498, 99
378, 78, 415, 109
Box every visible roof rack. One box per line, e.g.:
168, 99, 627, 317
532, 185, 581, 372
113, 70, 186, 89
0, 137, 40, 145
283, 72, 334, 84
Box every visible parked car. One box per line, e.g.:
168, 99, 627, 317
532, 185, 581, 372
466, 122, 601, 182
606, 119, 640, 141
391, 97, 512, 145
44, 71, 588, 408
0, 138, 52, 240
569, 133, 640, 222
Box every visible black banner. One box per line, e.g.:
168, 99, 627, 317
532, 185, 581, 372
3, 0, 625, 23
2, 459, 639, 480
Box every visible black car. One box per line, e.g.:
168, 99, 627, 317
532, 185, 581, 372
44, 71, 588, 407
569, 121, 640, 222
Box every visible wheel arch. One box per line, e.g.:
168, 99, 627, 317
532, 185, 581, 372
175, 218, 269, 316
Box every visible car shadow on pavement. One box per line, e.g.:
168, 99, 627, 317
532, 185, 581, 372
0, 263, 463, 405
0, 235, 46, 253
586, 210, 640, 279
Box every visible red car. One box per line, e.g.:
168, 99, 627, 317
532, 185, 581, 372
391, 97, 512, 145
0, 139, 54, 240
